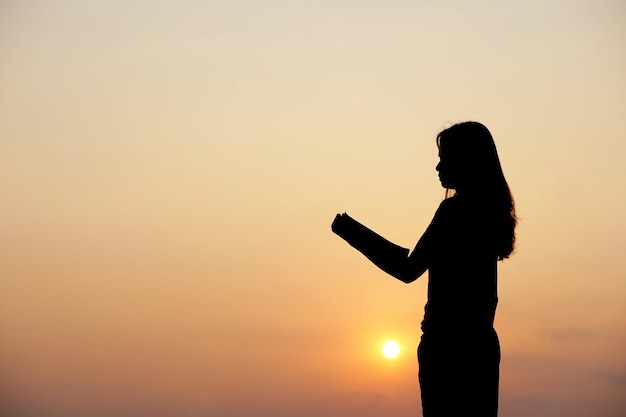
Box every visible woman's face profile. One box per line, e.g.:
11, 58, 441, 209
436, 145, 462, 190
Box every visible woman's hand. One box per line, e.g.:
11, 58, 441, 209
331, 213, 349, 235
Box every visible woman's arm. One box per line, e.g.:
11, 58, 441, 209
332, 213, 433, 283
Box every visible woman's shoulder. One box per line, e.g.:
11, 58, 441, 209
437, 195, 463, 213
435, 195, 484, 223
432, 196, 463, 225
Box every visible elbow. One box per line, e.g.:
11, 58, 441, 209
394, 270, 419, 284
393, 264, 427, 284
376, 254, 426, 284
401, 276, 418, 284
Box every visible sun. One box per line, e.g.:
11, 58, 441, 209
382, 341, 400, 359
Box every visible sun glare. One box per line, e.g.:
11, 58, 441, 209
382, 341, 400, 359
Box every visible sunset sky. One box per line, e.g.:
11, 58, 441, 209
1, 1, 625, 416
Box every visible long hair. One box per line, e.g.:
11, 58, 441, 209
436, 121, 517, 260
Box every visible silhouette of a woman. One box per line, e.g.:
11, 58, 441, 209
332, 121, 516, 417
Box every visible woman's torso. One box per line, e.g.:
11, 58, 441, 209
421, 196, 499, 334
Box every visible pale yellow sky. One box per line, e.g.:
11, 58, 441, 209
1, 1, 625, 416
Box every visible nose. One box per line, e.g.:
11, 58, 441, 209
436, 162, 441, 172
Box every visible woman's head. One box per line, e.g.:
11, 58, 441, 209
436, 121, 504, 193
436, 121, 517, 259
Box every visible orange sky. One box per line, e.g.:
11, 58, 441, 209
1, 1, 625, 416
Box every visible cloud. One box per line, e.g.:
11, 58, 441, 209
529, 326, 595, 342
590, 369, 626, 386
499, 393, 567, 417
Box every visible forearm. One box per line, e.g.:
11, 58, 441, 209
332, 214, 417, 282
359, 244, 415, 283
